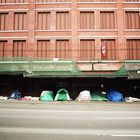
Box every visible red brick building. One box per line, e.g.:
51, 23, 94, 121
0, 0, 140, 78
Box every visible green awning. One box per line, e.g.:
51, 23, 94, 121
0, 59, 80, 77
125, 60, 140, 79
0, 58, 139, 78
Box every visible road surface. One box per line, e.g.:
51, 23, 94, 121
0, 101, 140, 140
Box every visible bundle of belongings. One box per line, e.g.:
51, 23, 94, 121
20, 96, 39, 101
125, 97, 140, 103
0, 96, 8, 100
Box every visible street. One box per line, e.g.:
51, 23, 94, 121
0, 101, 140, 140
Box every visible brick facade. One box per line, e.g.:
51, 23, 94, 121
0, 0, 140, 73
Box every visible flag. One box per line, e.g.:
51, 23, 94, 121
101, 41, 106, 59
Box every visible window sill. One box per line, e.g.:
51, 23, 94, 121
35, 2, 72, 4
0, 30, 28, 32
35, 30, 71, 32
78, 29, 117, 31
123, 2, 140, 4
0, 3, 29, 5
124, 29, 140, 31
77, 2, 117, 4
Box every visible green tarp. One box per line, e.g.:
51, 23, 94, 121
91, 91, 108, 101
40, 91, 54, 101
54, 89, 70, 101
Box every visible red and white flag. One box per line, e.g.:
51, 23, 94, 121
101, 41, 106, 59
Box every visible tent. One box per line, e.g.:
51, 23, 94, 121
40, 91, 54, 101
91, 91, 108, 101
77, 90, 91, 101
107, 89, 124, 102
8, 90, 21, 100
54, 88, 70, 101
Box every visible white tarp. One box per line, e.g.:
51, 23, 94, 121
77, 90, 91, 101
125, 97, 140, 102
0, 96, 8, 100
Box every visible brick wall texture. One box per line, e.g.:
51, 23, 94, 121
0, 0, 140, 61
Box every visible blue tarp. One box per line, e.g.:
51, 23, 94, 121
107, 89, 124, 102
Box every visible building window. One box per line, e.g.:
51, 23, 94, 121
80, 11, 94, 29
37, 40, 51, 58
80, 39, 95, 60
127, 39, 140, 60
56, 12, 70, 30
37, 12, 50, 30
36, 0, 70, 3
14, 0, 27, 3
100, 11, 115, 29
123, 0, 139, 2
0, 13, 8, 30
0, 40, 7, 57
125, 11, 140, 29
78, 0, 91, 2
0, 0, 8, 3
56, 40, 71, 59
77, 0, 115, 2
14, 12, 28, 30
0, 0, 28, 3
99, 0, 116, 1
13, 40, 26, 57
101, 39, 116, 60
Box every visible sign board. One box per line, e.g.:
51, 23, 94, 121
77, 63, 92, 71
93, 63, 122, 71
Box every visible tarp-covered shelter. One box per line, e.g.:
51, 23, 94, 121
8, 90, 21, 100
107, 89, 124, 102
